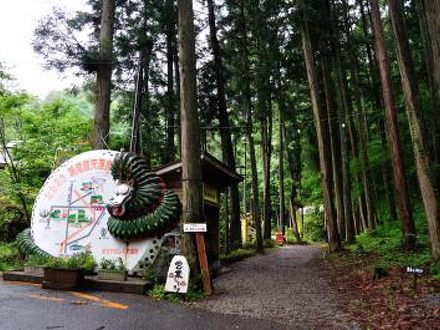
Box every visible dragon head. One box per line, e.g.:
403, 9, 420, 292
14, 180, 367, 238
107, 179, 134, 217
106, 152, 181, 240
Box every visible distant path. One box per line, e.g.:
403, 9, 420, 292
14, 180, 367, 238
193, 245, 349, 329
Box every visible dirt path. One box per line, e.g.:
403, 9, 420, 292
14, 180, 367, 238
193, 245, 349, 329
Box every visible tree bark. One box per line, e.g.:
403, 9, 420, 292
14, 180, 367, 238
359, 0, 398, 224
93, 0, 116, 149
239, 1, 263, 252
301, 16, 339, 252
321, 56, 345, 240
279, 104, 286, 235
422, 0, 440, 164
207, 0, 241, 248
165, 0, 176, 163
284, 121, 303, 244
369, 0, 416, 250
389, 0, 440, 260
261, 112, 273, 240
178, 0, 204, 266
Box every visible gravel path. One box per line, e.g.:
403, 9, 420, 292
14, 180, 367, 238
193, 245, 349, 329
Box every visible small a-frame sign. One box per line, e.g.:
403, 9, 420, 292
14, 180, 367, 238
164, 255, 190, 293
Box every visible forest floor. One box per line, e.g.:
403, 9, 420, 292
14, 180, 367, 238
192, 245, 350, 329
326, 250, 440, 329
192, 244, 440, 329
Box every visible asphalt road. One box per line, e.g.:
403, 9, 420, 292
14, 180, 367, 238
0, 280, 285, 330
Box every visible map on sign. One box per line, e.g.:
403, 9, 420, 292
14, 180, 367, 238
31, 150, 163, 272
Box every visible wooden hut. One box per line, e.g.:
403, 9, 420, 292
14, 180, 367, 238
155, 153, 243, 269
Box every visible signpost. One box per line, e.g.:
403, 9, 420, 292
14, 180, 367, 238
183, 223, 207, 233
406, 266, 424, 290
183, 223, 212, 296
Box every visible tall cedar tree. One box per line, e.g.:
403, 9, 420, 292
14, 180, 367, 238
207, 0, 242, 248
93, 0, 116, 149
369, 0, 417, 250
238, 1, 263, 252
389, 0, 440, 260
178, 0, 204, 266
301, 4, 339, 252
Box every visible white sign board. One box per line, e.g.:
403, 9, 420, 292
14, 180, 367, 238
31, 150, 163, 273
164, 255, 190, 293
183, 223, 207, 233
406, 266, 424, 274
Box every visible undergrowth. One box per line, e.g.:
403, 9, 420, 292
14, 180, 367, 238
347, 208, 440, 279
0, 243, 22, 271
147, 283, 206, 303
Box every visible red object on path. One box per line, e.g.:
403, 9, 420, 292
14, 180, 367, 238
275, 231, 285, 245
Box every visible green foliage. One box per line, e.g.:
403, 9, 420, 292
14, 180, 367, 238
99, 257, 127, 272
0, 243, 22, 271
24, 254, 52, 267
0, 203, 26, 242
45, 249, 96, 273
302, 210, 326, 243
285, 228, 304, 245
349, 209, 439, 278
0, 91, 92, 243
147, 283, 206, 303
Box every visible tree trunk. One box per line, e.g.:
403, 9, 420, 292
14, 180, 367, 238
284, 120, 303, 244
301, 16, 339, 252
93, 0, 116, 149
239, 2, 263, 252
261, 112, 273, 240
359, 0, 398, 224
422, 0, 440, 164
321, 56, 345, 240
130, 50, 145, 155
165, 0, 176, 163
178, 0, 204, 266
279, 104, 286, 235
369, 0, 416, 250
389, 0, 440, 260
207, 0, 241, 249
140, 41, 153, 168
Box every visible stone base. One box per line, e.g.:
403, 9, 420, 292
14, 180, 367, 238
2, 271, 153, 295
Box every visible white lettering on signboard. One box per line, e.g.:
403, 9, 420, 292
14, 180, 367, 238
183, 223, 207, 233
406, 266, 424, 274
164, 255, 190, 293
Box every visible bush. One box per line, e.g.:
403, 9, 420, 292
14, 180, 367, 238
24, 254, 51, 267
0, 203, 27, 242
45, 249, 96, 273
147, 283, 206, 302
99, 257, 126, 271
0, 243, 22, 271
302, 210, 326, 243
347, 209, 439, 278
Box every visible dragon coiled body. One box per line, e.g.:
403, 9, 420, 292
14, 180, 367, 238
106, 152, 181, 240
16, 228, 52, 259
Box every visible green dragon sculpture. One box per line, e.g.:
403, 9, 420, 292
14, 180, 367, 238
16, 228, 52, 258
106, 152, 181, 240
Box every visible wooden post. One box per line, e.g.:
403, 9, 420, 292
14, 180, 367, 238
195, 233, 212, 295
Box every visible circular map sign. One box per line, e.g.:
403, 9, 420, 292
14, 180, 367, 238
31, 150, 162, 273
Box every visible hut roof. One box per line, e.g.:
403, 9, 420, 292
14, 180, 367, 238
154, 153, 243, 190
